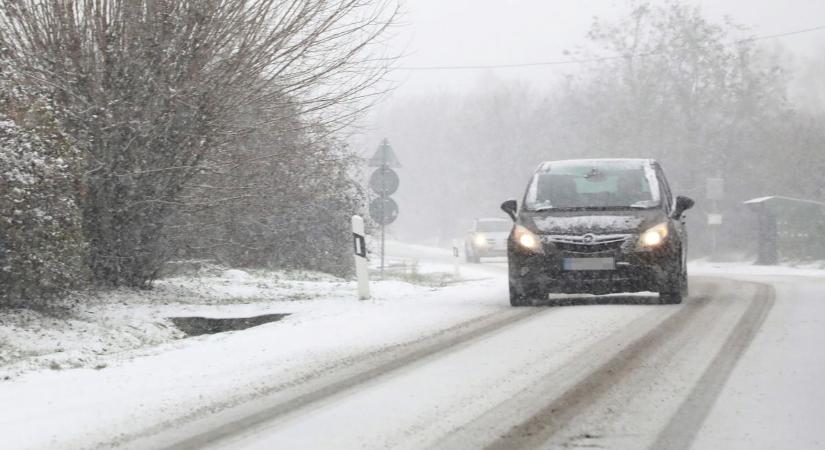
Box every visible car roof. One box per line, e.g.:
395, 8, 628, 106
536, 158, 657, 173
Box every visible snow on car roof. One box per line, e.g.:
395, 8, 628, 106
537, 158, 656, 172
743, 195, 825, 207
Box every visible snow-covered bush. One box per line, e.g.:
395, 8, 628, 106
167, 113, 363, 277
0, 108, 87, 306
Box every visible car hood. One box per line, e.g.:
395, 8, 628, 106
521, 209, 665, 235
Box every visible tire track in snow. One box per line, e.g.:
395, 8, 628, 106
649, 282, 775, 450
479, 286, 721, 450
151, 307, 552, 450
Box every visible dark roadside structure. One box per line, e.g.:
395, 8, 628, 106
745, 196, 825, 265
501, 159, 694, 306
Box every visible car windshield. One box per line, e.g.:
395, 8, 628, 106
524, 160, 661, 211
477, 220, 511, 232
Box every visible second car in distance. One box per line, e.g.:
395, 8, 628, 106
465, 218, 512, 263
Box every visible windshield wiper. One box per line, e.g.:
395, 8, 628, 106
529, 205, 652, 212
529, 206, 594, 212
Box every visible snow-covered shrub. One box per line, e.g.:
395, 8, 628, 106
0, 108, 87, 305
167, 110, 363, 277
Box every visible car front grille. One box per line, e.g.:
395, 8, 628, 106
544, 234, 633, 255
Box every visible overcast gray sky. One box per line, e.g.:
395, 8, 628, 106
384, 0, 825, 95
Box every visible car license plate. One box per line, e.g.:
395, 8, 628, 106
563, 257, 615, 271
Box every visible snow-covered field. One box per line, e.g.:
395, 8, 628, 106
0, 243, 823, 450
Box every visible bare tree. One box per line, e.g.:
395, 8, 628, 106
0, 0, 397, 287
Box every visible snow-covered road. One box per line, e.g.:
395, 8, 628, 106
1, 243, 823, 450
182, 277, 781, 450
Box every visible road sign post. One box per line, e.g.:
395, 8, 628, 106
368, 138, 401, 279
352, 215, 370, 300
706, 177, 725, 260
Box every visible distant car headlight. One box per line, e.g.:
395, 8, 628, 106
639, 223, 669, 247
473, 233, 487, 247
514, 225, 543, 253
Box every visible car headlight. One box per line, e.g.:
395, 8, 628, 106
514, 225, 543, 253
639, 223, 669, 247
473, 233, 487, 247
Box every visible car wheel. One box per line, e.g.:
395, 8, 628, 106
464, 245, 477, 263
659, 292, 682, 304
468, 252, 481, 264
659, 255, 684, 305
509, 279, 540, 307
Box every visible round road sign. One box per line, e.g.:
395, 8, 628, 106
369, 167, 399, 196
369, 197, 399, 225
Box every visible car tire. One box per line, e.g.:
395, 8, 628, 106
659, 292, 682, 304
509, 280, 539, 307
468, 252, 481, 264
659, 254, 684, 305
464, 246, 478, 263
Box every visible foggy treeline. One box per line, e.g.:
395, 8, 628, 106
2, 0, 824, 307
380, 2, 825, 257
0, 0, 396, 306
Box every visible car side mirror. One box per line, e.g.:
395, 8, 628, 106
501, 199, 517, 221
672, 195, 695, 219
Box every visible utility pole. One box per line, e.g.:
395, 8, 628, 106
706, 177, 724, 260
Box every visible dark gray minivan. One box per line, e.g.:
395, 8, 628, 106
501, 159, 694, 306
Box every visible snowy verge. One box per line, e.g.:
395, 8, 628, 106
690, 260, 825, 279
0, 257, 495, 380
0, 253, 508, 450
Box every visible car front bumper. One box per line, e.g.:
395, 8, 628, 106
508, 237, 678, 295
473, 247, 507, 257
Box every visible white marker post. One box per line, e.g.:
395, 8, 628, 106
352, 215, 370, 300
